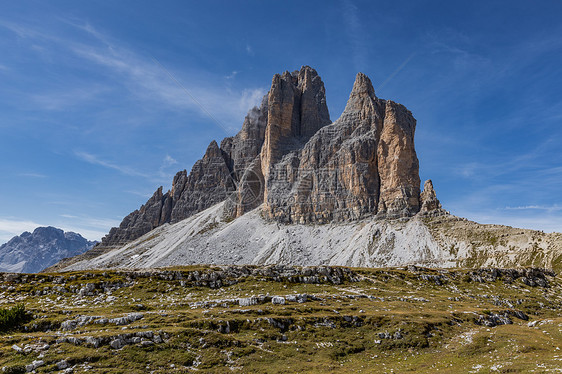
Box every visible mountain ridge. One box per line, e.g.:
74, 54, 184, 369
0, 226, 96, 273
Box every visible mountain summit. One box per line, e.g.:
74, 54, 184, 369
96, 67, 432, 251
0, 227, 96, 273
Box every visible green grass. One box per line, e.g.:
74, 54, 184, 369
0, 266, 561, 372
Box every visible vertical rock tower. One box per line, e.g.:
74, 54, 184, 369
262, 72, 420, 222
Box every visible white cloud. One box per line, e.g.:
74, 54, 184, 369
125, 190, 153, 199
245, 44, 254, 56
162, 155, 177, 168
1, 18, 266, 133
75, 151, 149, 178
157, 155, 180, 182
18, 172, 47, 178
504, 205, 562, 213
65, 25, 264, 131
0, 20, 41, 39
342, 0, 368, 71
31, 85, 108, 111
459, 210, 562, 234
56, 226, 108, 241
225, 71, 238, 80
238, 88, 266, 114
0, 218, 43, 243
56, 215, 121, 241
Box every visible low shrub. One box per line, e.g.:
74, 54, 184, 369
0, 304, 33, 332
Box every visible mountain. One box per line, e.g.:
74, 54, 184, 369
48, 66, 562, 272
94, 66, 425, 251
0, 227, 96, 273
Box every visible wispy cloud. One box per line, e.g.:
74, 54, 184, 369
57, 214, 122, 241
342, 0, 368, 71
377, 53, 416, 91
125, 190, 153, 199
64, 216, 120, 230
225, 71, 238, 80
504, 205, 562, 212
157, 154, 179, 181
245, 44, 254, 56
162, 155, 177, 168
18, 172, 47, 178
0, 20, 42, 39
1, 18, 266, 132
0, 218, 43, 243
31, 85, 108, 111
67, 23, 264, 131
75, 151, 183, 186
75, 151, 149, 178
238, 88, 266, 114
456, 209, 562, 234
57, 227, 107, 241
452, 137, 562, 181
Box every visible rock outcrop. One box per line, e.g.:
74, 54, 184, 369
97, 66, 432, 249
419, 179, 447, 216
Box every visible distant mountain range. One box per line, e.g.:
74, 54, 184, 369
0, 227, 96, 273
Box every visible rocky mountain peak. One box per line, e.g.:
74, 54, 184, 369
96, 66, 433, 249
203, 140, 221, 159
0, 227, 96, 273
350, 72, 376, 98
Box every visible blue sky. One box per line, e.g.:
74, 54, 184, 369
0, 0, 561, 242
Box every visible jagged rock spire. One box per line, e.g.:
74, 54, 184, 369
419, 179, 447, 216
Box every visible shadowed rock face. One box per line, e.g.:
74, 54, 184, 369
97, 66, 430, 249
260, 68, 331, 178
103, 187, 172, 247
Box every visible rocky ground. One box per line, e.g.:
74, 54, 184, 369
1, 265, 561, 373
49, 202, 562, 273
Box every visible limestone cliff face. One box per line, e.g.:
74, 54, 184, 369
262, 73, 420, 222
98, 66, 431, 249
260, 68, 331, 178
376, 100, 420, 218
